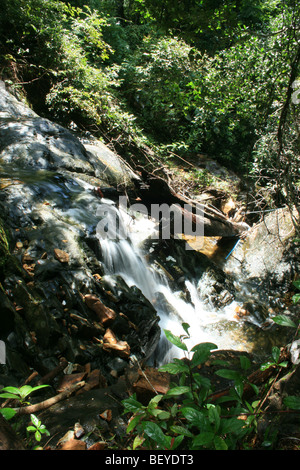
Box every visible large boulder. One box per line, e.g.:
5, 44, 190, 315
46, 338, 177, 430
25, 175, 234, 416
0, 82, 140, 187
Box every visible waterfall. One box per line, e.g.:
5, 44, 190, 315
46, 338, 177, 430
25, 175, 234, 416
96, 199, 240, 364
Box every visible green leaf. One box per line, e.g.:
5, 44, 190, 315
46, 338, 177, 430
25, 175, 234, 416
292, 293, 300, 304
0, 386, 20, 395
170, 425, 194, 438
192, 374, 211, 389
27, 425, 37, 432
273, 315, 297, 328
260, 361, 275, 371
191, 343, 217, 367
182, 323, 190, 336
159, 362, 189, 374
240, 356, 251, 371
142, 421, 170, 449
292, 280, 300, 290
122, 395, 144, 413
171, 434, 185, 450
180, 407, 207, 428
271, 346, 281, 363
30, 414, 40, 427
30, 384, 50, 394
220, 417, 245, 435
283, 396, 300, 410
214, 435, 228, 450
249, 383, 260, 396
215, 369, 242, 382
164, 330, 188, 351
148, 394, 163, 406
126, 414, 142, 433
19, 385, 34, 399
133, 435, 144, 450
207, 405, 220, 431
193, 432, 215, 447
41, 428, 50, 436
191, 342, 217, 353
0, 408, 17, 420
165, 386, 190, 397
157, 410, 171, 420
0, 392, 20, 400
234, 380, 244, 399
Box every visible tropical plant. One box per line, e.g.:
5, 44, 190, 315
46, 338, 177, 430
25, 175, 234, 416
123, 324, 259, 450
0, 383, 50, 448
26, 413, 50, 443
122, 321, 300, 450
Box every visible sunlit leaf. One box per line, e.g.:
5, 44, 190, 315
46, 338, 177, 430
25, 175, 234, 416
164, 330, 188, 351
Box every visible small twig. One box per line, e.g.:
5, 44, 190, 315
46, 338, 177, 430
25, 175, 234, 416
14, 381, 85, 415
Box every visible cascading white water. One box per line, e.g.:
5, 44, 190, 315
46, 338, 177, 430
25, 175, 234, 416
96, 199, 242, 364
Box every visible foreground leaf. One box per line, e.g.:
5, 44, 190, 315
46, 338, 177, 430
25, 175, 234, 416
142, 421, 171, 449
0, 408, 17, 420
164, 330, 188, 351
273, 315, 297, 328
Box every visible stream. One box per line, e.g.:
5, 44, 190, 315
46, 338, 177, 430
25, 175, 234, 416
0, 86, 296, 384
96, 200, 246, 364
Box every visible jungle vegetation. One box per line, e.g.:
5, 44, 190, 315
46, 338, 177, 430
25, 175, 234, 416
0, 0, 299, 214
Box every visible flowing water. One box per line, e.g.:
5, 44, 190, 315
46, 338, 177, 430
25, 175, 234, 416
96, 200, 248, 364
0, 163, 278, 365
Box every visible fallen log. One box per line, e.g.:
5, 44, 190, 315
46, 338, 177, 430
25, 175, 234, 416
134, 171, 249, 238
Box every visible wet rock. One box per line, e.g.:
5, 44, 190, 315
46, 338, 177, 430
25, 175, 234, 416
224, 207, 299, 322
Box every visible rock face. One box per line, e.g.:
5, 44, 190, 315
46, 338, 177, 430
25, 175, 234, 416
0, 84, 159, 384
224, 207, 299, 327
224, 207, 298, 291
0, 83, 140, 187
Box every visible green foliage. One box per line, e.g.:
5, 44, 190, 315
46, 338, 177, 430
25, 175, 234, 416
122, 324, 259, 450
292, 280, 300, 304
125, 0, 268, 53
1, 0, 298, 185
117, 36, 195, 141
122, 322, 300, 450
259, 346, 289, 371
0, 384, 50, 448
0, 384, 49, 406
273, 315, 298, 329
26, 413, 50, 443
